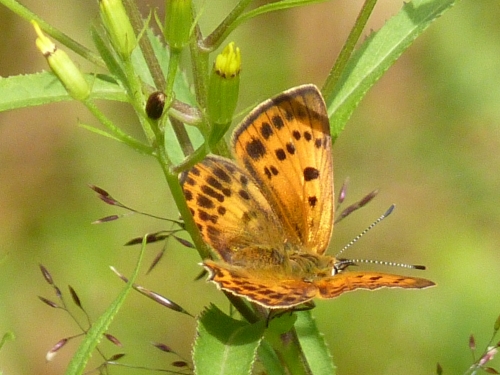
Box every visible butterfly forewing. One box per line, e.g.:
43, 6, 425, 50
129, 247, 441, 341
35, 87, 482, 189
232, 85, 334, 255
315, 272, 436, 300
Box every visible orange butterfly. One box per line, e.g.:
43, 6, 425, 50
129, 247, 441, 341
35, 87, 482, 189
181, 85, 435, 308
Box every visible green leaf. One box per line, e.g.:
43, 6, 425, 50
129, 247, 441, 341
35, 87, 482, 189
0, 72, 127, 112
91, 26, 129, 91
65, 237, 147, 375
325, 0, 459, 140
193, 304, 266, 375
235, 0, 328, 34
295, 311, 335, 375
256, 340, 286, 375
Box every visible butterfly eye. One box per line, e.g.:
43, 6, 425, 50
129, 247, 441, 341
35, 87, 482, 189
333, 259, 356, 275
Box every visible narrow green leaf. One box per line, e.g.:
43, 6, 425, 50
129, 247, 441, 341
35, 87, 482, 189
295, 311, 335, 375
91, 26, 129, 91
78, 123, 122, 142
325, 0, 459, 140
0, 72, 127, 112
193, 304, 265, 375
65, 237, 147, 375
236, 0, 329, 33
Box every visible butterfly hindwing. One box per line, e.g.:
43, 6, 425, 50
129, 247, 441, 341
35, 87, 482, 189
181, 155, 287, 263
204, 260, 318, 308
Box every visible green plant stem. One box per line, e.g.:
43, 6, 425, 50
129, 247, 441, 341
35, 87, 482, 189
190, 25, 210, 113
266, 328, 310, 375
205, 0, 329, 51
158, 151, 212, 262
165, 51, 181, 100
83, 99, 152, 154
282, 330, 311, 375
0, 0, 104, 68
201, 0, 254, 51
123, 0, 165, 90
322, 0, 378, 100
121, 57, 157, 143
123, 0, 194, 157
169, 116, 195, 158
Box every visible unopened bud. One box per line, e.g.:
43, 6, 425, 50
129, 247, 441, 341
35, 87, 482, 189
99, 0, 137, 59
207, 42, 241, 144
164, 0, 193, 51
32, 21, 90, 101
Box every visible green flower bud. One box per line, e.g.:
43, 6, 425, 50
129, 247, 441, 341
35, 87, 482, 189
164, 0, 193, 51
207, 43, 241, 144
32, 21, 90, 101
99, 0, 137, 60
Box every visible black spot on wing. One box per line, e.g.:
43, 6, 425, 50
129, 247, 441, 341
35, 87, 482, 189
198, 210, 218, 224
213, 167, 231, 183
308, 196, 318, 208
197, 194, 214, 209
286, 142, 296, 155
303, 167, 320, 181
260, 122, 273, 139
246, 138, 266, 160
201, 185, 225, 202
238, 189, 251, 200
184, 189, 193, 201
275, 148, 286, 161
206, 176, 223, 190
272, 115, 285, 129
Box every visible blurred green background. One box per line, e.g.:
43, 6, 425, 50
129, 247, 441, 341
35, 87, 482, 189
1, 0, 500, 374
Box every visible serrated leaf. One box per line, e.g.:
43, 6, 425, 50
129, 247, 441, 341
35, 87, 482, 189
193, 304, 265, 375
0, 72, 127, 112
326, 0, 459, 140
295, 311, 335, 375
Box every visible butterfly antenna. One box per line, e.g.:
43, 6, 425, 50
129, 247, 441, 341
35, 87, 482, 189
336, 258, 426, 270
335, 204, 395, 258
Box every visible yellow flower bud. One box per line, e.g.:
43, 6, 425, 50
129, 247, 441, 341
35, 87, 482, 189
207, 43, 241, 144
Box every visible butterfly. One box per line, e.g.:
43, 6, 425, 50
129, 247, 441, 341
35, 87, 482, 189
181, 84, 435, 309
